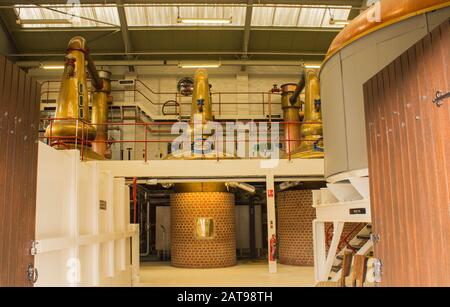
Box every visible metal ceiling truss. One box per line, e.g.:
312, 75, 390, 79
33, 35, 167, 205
0, 0, 366, 65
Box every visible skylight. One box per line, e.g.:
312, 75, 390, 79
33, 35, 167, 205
13, 4, 351, 29
14, 4, 120, 28
124, 5, 246, 27
252, 5, 352, 28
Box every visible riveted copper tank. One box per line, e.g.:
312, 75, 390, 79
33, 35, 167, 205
91, 70, 112, 158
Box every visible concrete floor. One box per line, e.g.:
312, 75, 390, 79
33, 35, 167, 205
139, 260, 315, 287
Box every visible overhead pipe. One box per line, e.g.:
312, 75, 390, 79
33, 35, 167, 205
289, 67, 306, 106
281, 65, 306, 156
225, 182, 256, 194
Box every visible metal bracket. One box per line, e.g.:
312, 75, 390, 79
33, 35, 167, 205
30, 240, 39, 256
433, 91, 450, 107
27, 264, 38, 284
373, 258, 382, 285
370, 233, 380, 244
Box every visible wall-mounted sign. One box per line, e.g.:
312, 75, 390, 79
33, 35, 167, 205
267, 189, 274, 198
349, 208, 366, 215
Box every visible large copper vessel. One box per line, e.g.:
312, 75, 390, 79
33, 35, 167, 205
45, 36, 106, 160
91, 70, 112, 158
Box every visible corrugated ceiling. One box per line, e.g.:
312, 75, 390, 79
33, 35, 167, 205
15, 4, 351, 28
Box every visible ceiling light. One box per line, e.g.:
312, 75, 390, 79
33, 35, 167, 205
177, 18, 232, 25
329, 18, 350, 26
41, 64, 65, 70
305, 64, 321, 69
179, 62, 222, 69
17, 18, 73, 25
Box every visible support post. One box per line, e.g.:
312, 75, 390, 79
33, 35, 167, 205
313, 220, 326, 283
266, 174, 277, 273
129, 224, 140, 286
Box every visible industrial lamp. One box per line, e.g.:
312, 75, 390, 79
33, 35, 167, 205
179, 62, 222, 69
17, 18, 72, 25
177, 17, 232, 25
329, 17, 350, 26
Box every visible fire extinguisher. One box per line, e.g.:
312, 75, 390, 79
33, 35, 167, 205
269, 234, 277, 261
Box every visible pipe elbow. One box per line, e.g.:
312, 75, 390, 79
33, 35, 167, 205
289, 67, 306, 105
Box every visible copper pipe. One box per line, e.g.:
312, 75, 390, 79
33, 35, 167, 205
281, 83, 302, 155
91, 70, 112, 158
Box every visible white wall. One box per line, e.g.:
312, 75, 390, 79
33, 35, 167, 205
35, 143, 139, 286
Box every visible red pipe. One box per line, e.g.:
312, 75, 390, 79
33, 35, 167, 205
133, 177, 137, 224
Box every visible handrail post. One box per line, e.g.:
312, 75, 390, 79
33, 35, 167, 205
262, 93, 265, 119
268, 93, 272, 124
80, 121, 85, 161
287, 121, 291, 162
144, 123, 148, 163
219, 93, 222, 117
49, 119, 53, 146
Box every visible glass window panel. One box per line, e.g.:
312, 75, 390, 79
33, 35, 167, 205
272, 7, 301, 27
125, 5, 245, 27
297, 7, 327, 28
252, 7, 276, 26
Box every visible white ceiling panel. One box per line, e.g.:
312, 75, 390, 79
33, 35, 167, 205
14, 5, 119, 28
125, 5, 246, 27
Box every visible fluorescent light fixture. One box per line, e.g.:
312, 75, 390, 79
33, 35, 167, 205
41, 64, 65, 70
17, 18, 73, 25
305, 64, 321, 69
177, 17, 232, 25
329, 18, 350, 26
179, 62, 222, 69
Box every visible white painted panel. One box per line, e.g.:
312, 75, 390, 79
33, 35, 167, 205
35, 143, 136, 287
320, 54, 348, 178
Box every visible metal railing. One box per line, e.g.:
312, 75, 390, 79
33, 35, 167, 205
40, 79, 282, 118
40, 118, 321, 162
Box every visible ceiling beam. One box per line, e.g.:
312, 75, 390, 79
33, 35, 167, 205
17, 59, 320, 68
242, 0, 253, 59
8, 50, 326, 57
0, 9, 17, 54
0, 0, 365, 7
116, 0, 135, 71
240, 0, 253, 71
10, 26, 341, 33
